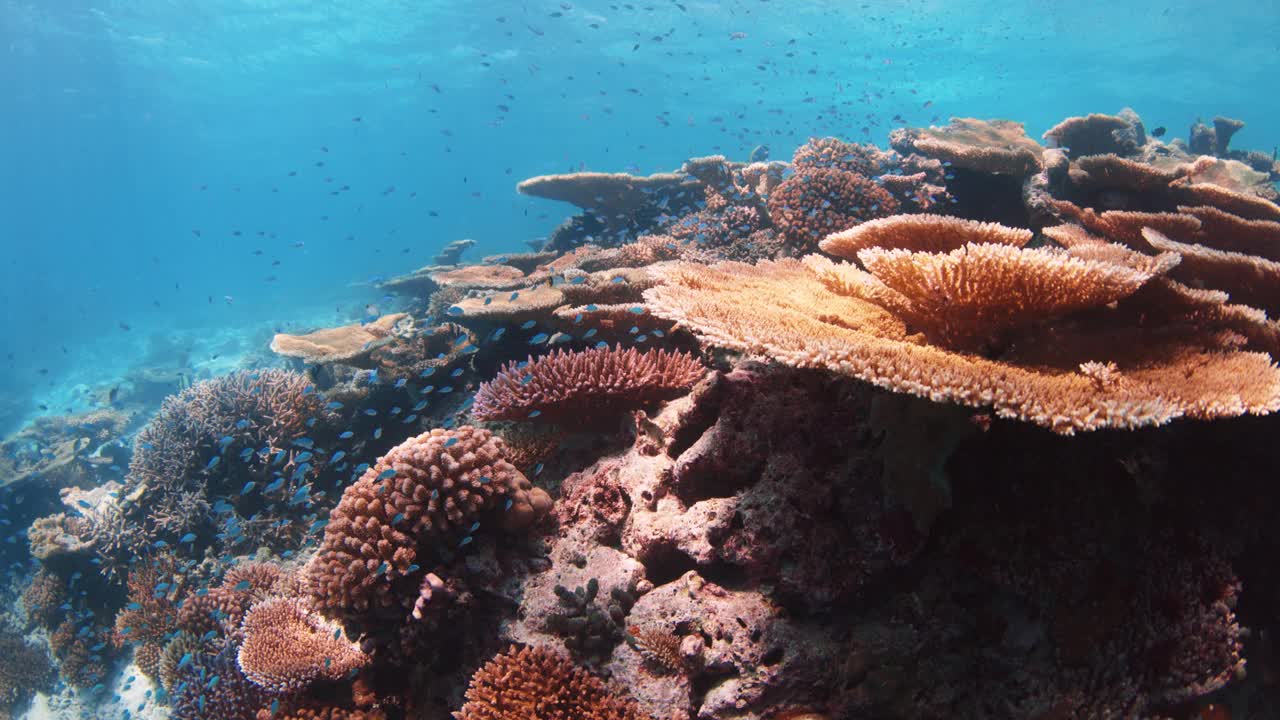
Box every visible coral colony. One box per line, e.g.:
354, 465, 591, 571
6, 110, 1280, 720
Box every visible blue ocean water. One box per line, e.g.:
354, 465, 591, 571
1, 0, 1277, 433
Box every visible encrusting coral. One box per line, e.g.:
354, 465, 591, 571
306, 426, 552, 619
454, 645, 651, 720
471, 345, 706, 424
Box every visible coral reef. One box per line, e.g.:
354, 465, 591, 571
20, 107, 1280, 720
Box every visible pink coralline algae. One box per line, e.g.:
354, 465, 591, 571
470, 345, 706, 425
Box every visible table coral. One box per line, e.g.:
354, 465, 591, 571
644, 250, 1280, 433
271, 314, 410, 365
471, 345, 705, 425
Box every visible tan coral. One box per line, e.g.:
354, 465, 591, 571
237, 597, 370, 694
890, 118, 1043, 175
1173, 179, 1280, 222
1042, 114, 1135, 157
428, 265, 529, 290
517, 171, 696, 213
644, 258, 1280, 434
820, 214, 1032, 259
1072, 154, 1184, 192
1142, 228, 1280, 315
1178, 205, 1280, 261
270, 314, 409, 364
455, 645, 651, 720
448, 285, 566, 324
855, 243, 1160, 350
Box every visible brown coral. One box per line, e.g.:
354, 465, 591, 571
644, 256, 1280, 434
792, 137, 888, 175
1043, 113, 1139, 158
889, 118, 1043, 175
820, 214, 1032, 258
237, 597, 370, 694
767, 167, 899, 251
855, 243, 1159, 350
306, 426, 551, 617
472, 346, 705, 424
0, 628, 53, 716
455, 645, 651, 720
270, 314, 410, 365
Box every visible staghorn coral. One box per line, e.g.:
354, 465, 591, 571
238, 597, 370, 694
170, 648, 270, 720
471, 345, 705, 425
271, 314, 410, 365
819, 213, 1032, 258
125, 369, 331, 561
767, 167, 898, 251
306, 426, 552, 619
159, 631, 216, 693
112, 554, 185, 680
644, 256, 1280, 433
455, 645, 651, 720
889, 117, 1043, 175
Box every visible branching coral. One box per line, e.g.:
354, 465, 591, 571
471, 346, 705, 424
125, 369, 331, 559
767, 167, 899, 251
306, 426, 552, 619
170, 648, 270, 720
455, 645, 651, 720
112, 554, 186, 680
643, 250, 1280, 433
0, 628, 53, 717
237, 597, 370, 694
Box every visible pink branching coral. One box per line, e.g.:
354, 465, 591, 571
767, 167, 899, 251
306, 426, 552, 619
471, 345, 706, 424
237, 597, 370, 694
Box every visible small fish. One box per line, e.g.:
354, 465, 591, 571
180, 533, 196, 544
339, 431, 355, 439
1152, 126, 1167, 138
331, 451, 346, 463
240, 481, 256, 495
